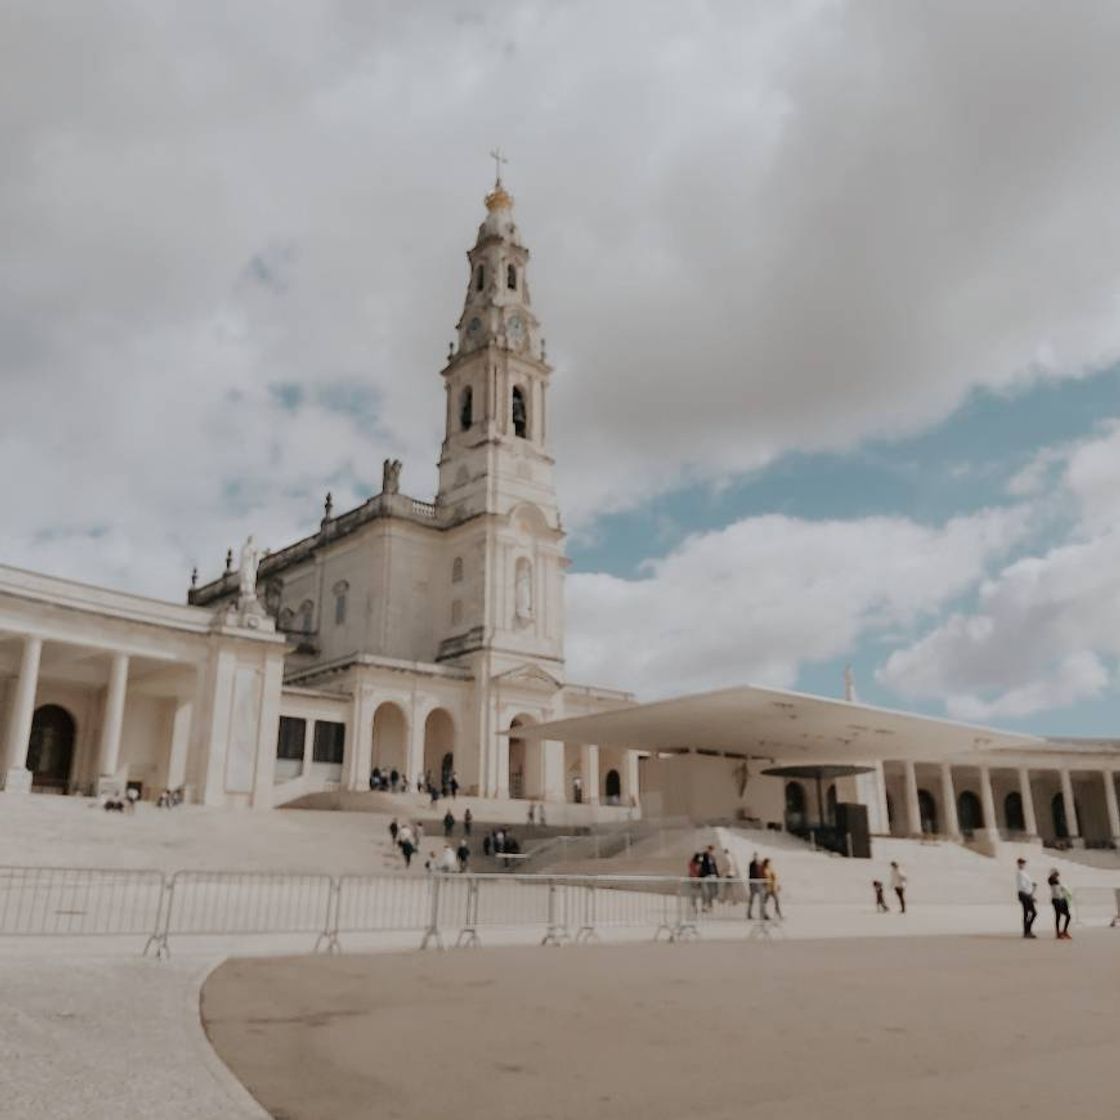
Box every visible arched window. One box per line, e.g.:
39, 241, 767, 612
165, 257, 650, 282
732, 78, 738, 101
1004, 791, 1025, 832
459, 385, 473, 431
451, 556, 463, 583
511, 386, 527, 438
475, 265, 485, 292
958, 790, 984, 831
299, 600, 314, 634
507, 263, 517, 290
332, 581, 349, 626
450, 600, 463, 626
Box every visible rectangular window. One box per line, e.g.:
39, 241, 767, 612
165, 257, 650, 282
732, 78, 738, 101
312, 720, 346, 764
335, 594, 346, 626
276, 716, 306, 761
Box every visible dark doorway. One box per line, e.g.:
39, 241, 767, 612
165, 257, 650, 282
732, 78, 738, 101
957, 790, 984, 831
441, 752, 454, 788
917, 788, 938, 834
1004, 791, 1025, 832
785, 781, 807, 830
27, 705, 76, 791
1052, 793, 1070, 839
604, 768, 622, 804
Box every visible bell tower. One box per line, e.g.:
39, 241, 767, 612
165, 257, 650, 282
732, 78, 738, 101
436, 171, 559, 529
434, 167, 565, 673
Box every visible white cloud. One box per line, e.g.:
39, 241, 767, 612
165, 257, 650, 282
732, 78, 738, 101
5, 4, 1120, 596
567, 506, 1028, 697
878, 417, 1120, 718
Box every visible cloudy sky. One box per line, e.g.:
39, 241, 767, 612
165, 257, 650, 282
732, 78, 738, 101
4, 1, 1120, 734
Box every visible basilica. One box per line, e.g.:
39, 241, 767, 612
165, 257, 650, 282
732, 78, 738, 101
2, 180, 1119, 855
0, 177, 637, 820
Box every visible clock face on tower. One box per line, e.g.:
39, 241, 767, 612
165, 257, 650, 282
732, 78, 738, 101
507, 314, 525, 350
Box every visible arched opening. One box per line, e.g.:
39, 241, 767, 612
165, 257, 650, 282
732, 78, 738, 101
1004, 791, 1025, 832
825, 783, 838, 825
475, 264, 485, 292
604, 769, 622, 804
917, 788, 938, 835
958, 790, 984, 831
511, 386, 528, 438
451, 556, 463, 584
423, 709, 454, 792
507, 263, 517, 290
27, 704, 76, 792
299, 600, 314, 634
785, 781, 807, 830
371, 702, 408, 780
459, 386, 473, 431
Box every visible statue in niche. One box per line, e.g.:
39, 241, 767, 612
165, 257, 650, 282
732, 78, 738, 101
238, 536, 261, 603
382, 458, 402, 494
515, 559, 534, 623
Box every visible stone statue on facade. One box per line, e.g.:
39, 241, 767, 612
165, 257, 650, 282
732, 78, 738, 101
239, 535, 261, 602
515, 560, 534, 622
382, 458, 402, 495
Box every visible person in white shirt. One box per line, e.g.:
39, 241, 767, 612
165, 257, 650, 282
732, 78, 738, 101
889, 861, 907, 914
438, 844, 459, 873
1016, 858, 1037, 938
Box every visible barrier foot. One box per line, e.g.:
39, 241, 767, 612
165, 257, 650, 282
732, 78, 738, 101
669, 922, 699, 943
419, 927, 445, 951
314, 932, 341, 955
541, 926, 570, 947
456, 928, 481, 948
142, 934, 170, 961
575, 926, 598, 944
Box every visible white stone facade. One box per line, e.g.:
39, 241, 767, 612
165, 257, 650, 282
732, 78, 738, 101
1, 179, 634, 816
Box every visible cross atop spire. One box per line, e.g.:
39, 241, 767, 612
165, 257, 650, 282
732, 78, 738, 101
489, 146, 508, 186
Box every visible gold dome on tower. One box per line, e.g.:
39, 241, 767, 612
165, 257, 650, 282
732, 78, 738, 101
484, 182, 513, 212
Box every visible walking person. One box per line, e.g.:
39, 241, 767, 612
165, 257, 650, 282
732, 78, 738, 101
1047, 868, 1072, 940
699, 845, 719, 912
889, 861, 907, 914
388, 817, 399, 845
457, 838, 471, 872
872, 879, 889, 913
443, 809, 455, 837
762, 858, 782, 920
450, 772, 459, 798
463, 807, 473, 836
1016, 857, 1037, 938
747, 852, 764, 919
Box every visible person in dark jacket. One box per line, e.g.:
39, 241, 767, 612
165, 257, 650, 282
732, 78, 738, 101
443, 810, 455, 837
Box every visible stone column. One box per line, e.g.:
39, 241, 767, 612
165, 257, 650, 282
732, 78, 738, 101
1101, 770, 1120, 844
581, 743, 600, 806
979, 765, 998, 836
903, 760, 921, 837
939, 763, 960, 838
98, 653, 130, 780
1018, 768, 1038, 836
407, 709, 426, 792
1059, 767, 1081, 842
623, 749, 640, 808
4, 635, 43, 792
873, 761, 890, 835
166, 699, 193, 792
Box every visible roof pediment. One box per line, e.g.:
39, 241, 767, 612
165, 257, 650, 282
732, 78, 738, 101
492, 663, 564, 692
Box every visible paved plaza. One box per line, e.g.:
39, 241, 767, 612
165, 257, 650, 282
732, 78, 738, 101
202, 936, 1119, 1120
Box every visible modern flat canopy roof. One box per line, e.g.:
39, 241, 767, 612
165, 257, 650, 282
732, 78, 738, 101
507, 683, 1046, 765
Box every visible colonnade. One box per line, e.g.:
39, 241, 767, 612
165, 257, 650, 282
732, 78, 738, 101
884, 758, 1120, 845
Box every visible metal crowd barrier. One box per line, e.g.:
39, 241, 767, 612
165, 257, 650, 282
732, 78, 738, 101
1071, 886, 1120, 928
0, 866, 165, 938
145, 870, 336, 959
